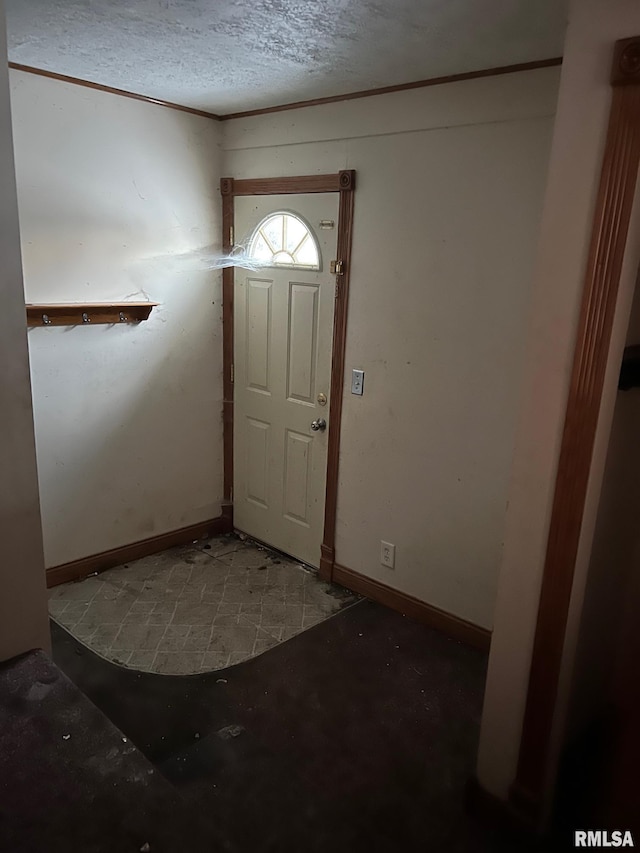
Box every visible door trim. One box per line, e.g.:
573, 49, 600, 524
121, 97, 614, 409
220, 171, 356, 578
511, 36, 640, 822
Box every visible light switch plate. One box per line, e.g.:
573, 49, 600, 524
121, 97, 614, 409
351, 369, 364, 396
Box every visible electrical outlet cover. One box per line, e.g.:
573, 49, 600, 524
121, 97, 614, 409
351, 369, 364, 396
380, 541, 395, 569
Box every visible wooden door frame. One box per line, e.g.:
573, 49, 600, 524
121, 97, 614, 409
510, 37, 640, 822
219, 171, 356, 579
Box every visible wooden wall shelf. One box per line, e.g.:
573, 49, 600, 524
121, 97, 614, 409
26, 302, 158, 327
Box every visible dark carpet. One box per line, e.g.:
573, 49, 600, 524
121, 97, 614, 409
50, 599, 532, 852
0, 650, 214, 853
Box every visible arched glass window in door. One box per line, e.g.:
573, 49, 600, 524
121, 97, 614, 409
248, 211, 321, 270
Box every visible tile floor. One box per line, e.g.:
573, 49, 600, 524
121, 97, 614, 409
48, 534, 358, 675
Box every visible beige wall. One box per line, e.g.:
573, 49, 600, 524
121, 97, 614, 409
477, 0, 640, 806
0, 2, 49, 660
10, 70, 224, 568
223, 67, 559, 630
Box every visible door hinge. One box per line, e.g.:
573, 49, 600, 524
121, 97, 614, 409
229, 225, 234, 246
230, 363, 234, 383
332, 260, 344, 299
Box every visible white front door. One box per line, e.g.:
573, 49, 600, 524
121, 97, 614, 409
233, 193, 339, 567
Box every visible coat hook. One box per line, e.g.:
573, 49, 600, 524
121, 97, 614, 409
42, 313, 51, 325
119, 311, 126, 322
82, 312, 90, 323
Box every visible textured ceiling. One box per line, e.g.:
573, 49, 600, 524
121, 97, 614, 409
4, 0, 568, 114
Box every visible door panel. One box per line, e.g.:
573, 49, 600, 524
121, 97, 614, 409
234, 193, 339, 567
287, 283, 318, 404
246, 278, 272, 393
283, 429, 313, 525
246, 418, 270, 508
